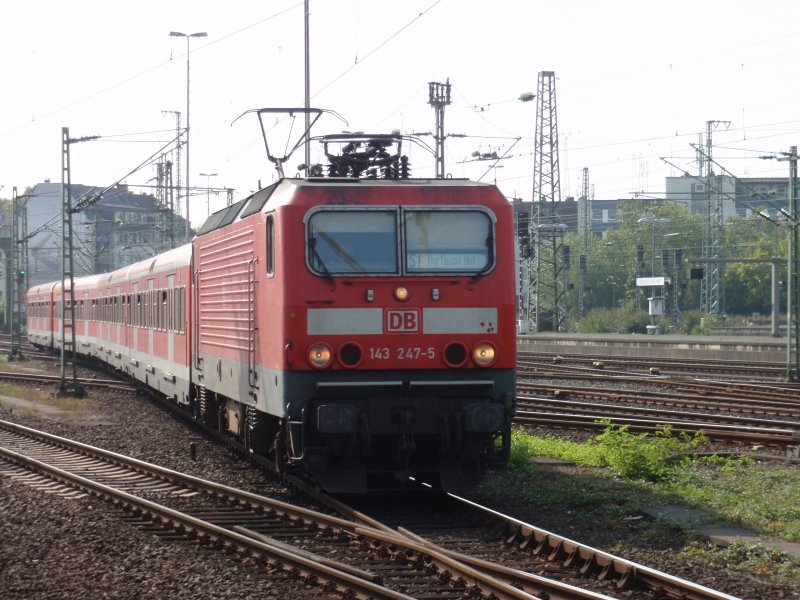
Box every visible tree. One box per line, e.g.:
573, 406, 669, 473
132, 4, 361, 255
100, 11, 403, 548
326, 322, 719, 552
723, 216, 787, 316
570, 199, 703, 319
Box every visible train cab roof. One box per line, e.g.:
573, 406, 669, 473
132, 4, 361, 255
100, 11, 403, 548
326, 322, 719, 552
196, 177, 509, 237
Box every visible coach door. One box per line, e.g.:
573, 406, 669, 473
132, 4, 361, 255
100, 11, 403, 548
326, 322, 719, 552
131, 281, 139, 357
147, 278, 154, 357
167, 274, 175, 364
114, 285, 122, 352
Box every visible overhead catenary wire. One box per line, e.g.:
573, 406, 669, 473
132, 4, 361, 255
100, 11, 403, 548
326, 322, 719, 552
21, 132, 184, 244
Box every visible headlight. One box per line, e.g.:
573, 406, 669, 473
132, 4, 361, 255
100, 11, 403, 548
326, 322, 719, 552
393, 286, 411, 301
307, 342, 333, 368
472, 342, 496, 366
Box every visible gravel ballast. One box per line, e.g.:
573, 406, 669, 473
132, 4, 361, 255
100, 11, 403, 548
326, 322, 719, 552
1, 368, 798, 599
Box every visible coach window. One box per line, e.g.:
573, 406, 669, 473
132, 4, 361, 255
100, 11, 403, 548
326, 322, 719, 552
404, 209, 494, 274
266, 215, 274, 276
161, 290, 168, 331
168, 289, 173, 332
178, 287, 185, 333
306, 209, 398, 275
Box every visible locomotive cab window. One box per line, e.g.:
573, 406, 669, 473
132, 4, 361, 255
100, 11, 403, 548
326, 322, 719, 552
405, 209, 494, 274
307, 210, 398, 275
266, 215, 274, 276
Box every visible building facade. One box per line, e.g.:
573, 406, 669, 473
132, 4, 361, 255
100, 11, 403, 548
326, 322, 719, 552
23, 181, 189, 289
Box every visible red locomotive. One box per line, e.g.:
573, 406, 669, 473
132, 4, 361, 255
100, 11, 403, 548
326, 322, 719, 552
27, 126, 516, 493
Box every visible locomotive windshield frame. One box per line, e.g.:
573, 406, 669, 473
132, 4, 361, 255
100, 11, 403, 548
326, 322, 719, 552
304, 205, 496, 277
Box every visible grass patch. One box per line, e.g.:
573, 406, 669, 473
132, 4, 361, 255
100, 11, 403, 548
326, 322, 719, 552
669, 455, 800, 541
681, 541, 800, 585
0, 381, 98, 413
17, 405, 40, 417
479, 424, 800, 584
44, 394, 100, 411
0, 356, 55, 374
509, 421, 707, 481
0, 382, 52, 402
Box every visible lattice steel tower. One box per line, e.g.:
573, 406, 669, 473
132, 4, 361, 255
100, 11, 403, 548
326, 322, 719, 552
701, 120, 728, 315
527, 71, 568, 332
156, 157, 177, 251
578, 167, 591, 319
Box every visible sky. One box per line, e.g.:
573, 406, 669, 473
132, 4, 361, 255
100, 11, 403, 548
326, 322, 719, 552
2, 1, 800, 230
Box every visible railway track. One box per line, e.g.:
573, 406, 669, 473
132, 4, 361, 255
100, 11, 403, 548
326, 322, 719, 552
518, 351, 788, 381
513, 387, 800, 446
518, 379, 800, 418
0, 419, 738, 600
1, 348, 796, 451
0, 369, 138, 393
515, 358, 800, 446
515, 399, 799, 445
0, 338, 61, 362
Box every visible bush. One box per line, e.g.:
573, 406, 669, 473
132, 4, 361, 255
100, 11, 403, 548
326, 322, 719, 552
574, 307, 651, 334
508, 422, 708, 482
592, 421, 707, 481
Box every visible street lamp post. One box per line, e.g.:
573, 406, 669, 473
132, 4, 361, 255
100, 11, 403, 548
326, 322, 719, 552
758, 147, 799, 379
199, 172, 218, 221
170, 30, 207, 243
637, 214, 670, 332
637, 215, 671, 276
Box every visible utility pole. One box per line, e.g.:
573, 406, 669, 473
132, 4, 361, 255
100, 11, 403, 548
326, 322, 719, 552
304, 0, 311, 169
786, 146, 798, 380
58, 127, 85, 397
673, 248, 683, 326
428, 79, 452, 179
528, 71, 567, 332
8, 187, 27, 361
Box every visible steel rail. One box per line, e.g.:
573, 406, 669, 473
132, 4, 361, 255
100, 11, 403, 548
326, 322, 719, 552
0, 369, 137, 391
0, 419, 609, 600
444, 491, 742, 600
518, 351, 785, 374
0, 445, 417, 600
517, 369, 800, 405
516, 395, 800, 431
514, 409, 797, 444
517, 358, 785, 381
517, 380, 800, 416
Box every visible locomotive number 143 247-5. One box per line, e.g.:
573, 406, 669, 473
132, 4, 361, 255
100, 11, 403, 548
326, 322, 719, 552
369, 346, 436, 360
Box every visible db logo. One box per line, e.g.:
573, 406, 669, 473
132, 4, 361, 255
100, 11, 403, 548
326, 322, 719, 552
385, 309, 420, 333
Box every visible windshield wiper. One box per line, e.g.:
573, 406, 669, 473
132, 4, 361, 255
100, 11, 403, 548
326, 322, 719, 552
317, 231, 365, 273
308, 237, 334, 284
